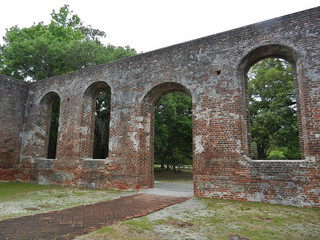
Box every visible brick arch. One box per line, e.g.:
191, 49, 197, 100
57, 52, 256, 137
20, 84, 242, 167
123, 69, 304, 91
80, 81, 111, 158
38, 91, 61, 158
139, 82, 193, 188
40, 91, 61, 106
238, 44, 300, 73
142, 82, 192, 106
237, 44, 305, 159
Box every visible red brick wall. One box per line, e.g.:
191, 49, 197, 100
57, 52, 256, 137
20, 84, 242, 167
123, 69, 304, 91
0, 7, 319, 207
0, 75, 29, 181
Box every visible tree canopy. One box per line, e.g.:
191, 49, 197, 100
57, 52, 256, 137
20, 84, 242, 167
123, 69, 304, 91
0, 4, 136, 81
248, 58, 301, 160
154, 92, 192, 172
0, 5, 137, 159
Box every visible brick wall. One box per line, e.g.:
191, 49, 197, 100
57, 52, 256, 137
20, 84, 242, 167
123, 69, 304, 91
0, 7, 319, 207
0, 75, 29, 181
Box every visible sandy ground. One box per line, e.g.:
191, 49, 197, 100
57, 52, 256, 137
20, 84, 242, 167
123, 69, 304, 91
144, 198, 209, 240
76, 182, 213, 240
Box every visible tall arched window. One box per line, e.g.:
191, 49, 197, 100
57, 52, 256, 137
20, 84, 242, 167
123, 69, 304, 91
239, 45, 303, 160
93, 89, 111, 159
82, 81, 111, 159
40, 92, 60, 159
248, 57, 300, 160
47, 97, 60, 159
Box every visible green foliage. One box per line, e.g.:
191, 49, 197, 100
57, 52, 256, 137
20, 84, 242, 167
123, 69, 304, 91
0, 4, 136, 81
154, 92, 192, 172
248, 58, 300, 159
267, 150, 286, 160
93, 89, 111, 159
0, 5, 137, 158
47, 98, 60, 159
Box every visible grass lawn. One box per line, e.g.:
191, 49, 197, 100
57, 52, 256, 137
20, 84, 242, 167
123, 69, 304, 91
78, 197, 320, 240
1, 178, 319, 240
0, 182, 60, 200
0, 181, 132, 221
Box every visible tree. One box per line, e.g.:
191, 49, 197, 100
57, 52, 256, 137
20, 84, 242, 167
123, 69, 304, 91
93, 89, 111, 159
248, 58, 300, 160
0, 5, 137, 158
0, 4, 136, 81
154, 92, 192, 172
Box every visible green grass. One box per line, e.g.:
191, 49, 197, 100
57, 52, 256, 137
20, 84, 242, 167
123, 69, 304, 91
79, 196, 320, 240
88, 218, 156, 239
2, 182, 319, 240
94, 226, 118, 237
121, 217, 153, 234
0, 182, 60, 200
200, 198, 320, 240
0, 182, 132, 221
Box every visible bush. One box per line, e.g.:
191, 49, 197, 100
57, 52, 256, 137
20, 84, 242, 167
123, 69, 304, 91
267, 150, 286, 160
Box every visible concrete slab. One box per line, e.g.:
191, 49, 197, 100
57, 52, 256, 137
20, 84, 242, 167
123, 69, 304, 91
140, 181, 194, 197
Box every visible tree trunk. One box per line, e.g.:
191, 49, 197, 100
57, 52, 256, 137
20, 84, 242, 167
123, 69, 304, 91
257, 144, 267, 159
173, 161, 176, 173
160, 158, 165, 168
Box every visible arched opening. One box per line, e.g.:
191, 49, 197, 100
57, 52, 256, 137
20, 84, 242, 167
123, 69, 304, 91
93, 89, 111, 159
47, 97, 60, 159
239, 44, 303, 160
82, 81, 111, 159
40, 92, 61, 159
154, 92, 193, 181
141, 82, 193, 194
248, 57, 300, 159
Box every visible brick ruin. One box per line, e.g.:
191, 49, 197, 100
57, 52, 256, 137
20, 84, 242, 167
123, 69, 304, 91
0, 7, 319, 207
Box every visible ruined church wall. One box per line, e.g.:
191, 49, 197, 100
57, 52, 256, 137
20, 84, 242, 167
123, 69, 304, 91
0, 75, 29, 180
1, 7, 319, 207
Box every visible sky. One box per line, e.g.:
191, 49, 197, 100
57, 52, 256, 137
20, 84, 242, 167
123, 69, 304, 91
0, 0, 319, 53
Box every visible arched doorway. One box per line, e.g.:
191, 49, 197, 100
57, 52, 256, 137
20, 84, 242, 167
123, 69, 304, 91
39, 92, 61, 159
141, 82, 194, 196
154, 92, 192, 179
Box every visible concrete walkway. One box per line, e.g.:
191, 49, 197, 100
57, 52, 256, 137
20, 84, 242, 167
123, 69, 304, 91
140, 181, 194, 197
0, 193, 189, 240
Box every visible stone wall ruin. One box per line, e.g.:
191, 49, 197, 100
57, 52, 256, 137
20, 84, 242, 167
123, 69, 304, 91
0, 7, 319, 207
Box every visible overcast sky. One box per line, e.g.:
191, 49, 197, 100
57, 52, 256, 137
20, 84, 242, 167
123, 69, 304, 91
0, 1, 319, 53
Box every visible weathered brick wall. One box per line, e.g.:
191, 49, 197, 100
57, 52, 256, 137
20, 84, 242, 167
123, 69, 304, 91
1, 7, 319, 207
0, 75, 29, 181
